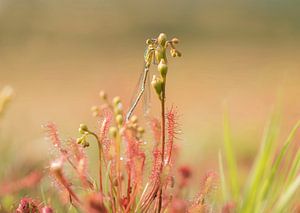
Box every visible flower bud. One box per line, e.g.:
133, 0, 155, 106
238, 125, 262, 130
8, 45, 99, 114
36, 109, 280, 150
80, 124, 88, 131
170, 49, 177, 57
109, 127, 118, 138
158, 33, 167, 46
132, 123, 138, 129
113, 96, 121, 106
116, 114, 123, 126
137, 126, 145, 134
114, 106, 122, 115
151, 76, 163, 98
155, 45, 166, 63
99, 90, 107, 100
76, 137, 82, 144
130, 115, 138, 124
79, 128, 85, 134
158, 59, 168, 78
79, 124, 88, 134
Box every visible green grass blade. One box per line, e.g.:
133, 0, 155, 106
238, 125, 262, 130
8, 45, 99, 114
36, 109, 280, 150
223, 108, 239, 200
241, 110, 280, 213
285, 148, 300, 188
257, 121, 300, 205
218, 151, 228, 202
274, 174, 300, 212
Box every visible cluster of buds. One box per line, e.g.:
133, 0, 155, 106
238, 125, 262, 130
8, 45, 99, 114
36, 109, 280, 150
107, 96, 124, 140
77, 124, 90, 148
96, 90, 124, 127
146, 33, 181, 100
126, 115, 145, 140
112, 96, 124, 127
90, 90, 110, 117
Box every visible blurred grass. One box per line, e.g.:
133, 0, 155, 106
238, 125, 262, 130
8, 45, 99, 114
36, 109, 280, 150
221, 107, 300, 212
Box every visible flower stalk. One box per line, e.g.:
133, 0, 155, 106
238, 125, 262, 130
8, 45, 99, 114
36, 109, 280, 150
149, 33, 181, 213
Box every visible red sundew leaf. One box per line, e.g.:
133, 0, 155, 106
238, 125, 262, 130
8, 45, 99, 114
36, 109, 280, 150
98, 109, 113, 161
0, 171, 43, 196
190, 171, 219, 211
200, 171, 218, 195
150, 148, 162, 182
166, 106, 180, 165
84, 193, 108, 213
124, 129, 146, 184
43, 122, 62, 149
68, 139, 92, 189
169, 198, 188, 213
49, 158, 81, 205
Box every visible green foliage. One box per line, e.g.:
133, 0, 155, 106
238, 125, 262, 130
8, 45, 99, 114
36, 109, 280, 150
221, 107, 300, 212
223, 107, 239, 201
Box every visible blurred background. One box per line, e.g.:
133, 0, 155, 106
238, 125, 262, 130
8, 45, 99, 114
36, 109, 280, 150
1, 0, 300, 182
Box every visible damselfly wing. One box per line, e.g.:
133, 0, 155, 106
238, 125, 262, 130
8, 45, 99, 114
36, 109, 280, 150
126, 46, 155, 121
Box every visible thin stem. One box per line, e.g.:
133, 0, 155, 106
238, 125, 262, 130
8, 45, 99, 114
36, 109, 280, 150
158, 82, 166, 213
89, 131, 104, 193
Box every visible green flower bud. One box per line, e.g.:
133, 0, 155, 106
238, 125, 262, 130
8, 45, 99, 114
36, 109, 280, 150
155, 45, 166, 63
76, 137, 82, 144
151, 75, 163, 98
137, 126, 145, 134
170, 49, 177, 57
158, 59, 168, 78
116, 114, 123, 126
109, 126, 118, 138
158, 33, 167, 46
113, 96, 121, 106
79, 124, 88, 133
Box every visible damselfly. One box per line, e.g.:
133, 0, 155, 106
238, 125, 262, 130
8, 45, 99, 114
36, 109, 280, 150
126, 40, 157, 122
126, 35, 181, 121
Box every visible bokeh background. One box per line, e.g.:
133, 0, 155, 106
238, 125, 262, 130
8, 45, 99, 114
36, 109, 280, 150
1, 0, 300, 181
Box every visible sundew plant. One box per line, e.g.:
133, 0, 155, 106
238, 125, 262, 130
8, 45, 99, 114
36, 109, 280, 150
4, 34, 300, 213
38, 33, 217, 212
